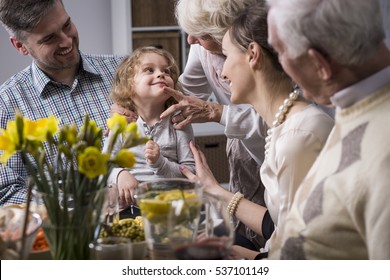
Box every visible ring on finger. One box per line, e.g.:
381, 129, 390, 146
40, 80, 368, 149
180, 113, 186, 120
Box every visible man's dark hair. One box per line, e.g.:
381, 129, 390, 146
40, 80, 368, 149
0, 0, 62, 40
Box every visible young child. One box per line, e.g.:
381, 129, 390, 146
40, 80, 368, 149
104, 46, 196, 207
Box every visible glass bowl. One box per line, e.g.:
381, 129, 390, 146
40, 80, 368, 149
0, 206, 42, 259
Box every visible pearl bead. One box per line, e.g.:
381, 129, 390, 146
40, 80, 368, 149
284, 99, 293, 106
264, 89, 300, 158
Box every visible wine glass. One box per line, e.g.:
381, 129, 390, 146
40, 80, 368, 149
169, 193, 235, 260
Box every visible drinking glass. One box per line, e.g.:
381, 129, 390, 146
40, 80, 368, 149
105, 183, 119, 225
89, 237, 132, 260
169, 193, 235, 260
134, 178, 203, 260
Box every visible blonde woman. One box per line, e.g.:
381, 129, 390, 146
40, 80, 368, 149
162, 0, 267, 251
181, 1, 334, 259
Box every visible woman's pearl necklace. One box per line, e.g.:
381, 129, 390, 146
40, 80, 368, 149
264, 89, 300, 158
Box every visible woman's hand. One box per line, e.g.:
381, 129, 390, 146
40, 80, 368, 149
160, 87, 223, 129
180, 141, 225, 197
145, 140, 160, 164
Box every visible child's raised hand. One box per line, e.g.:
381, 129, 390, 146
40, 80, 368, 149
145, 140, 160, 164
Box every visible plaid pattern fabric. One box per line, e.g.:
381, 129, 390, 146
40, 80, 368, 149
0, 52, 123, 206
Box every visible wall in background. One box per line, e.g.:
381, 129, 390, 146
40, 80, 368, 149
0, 0, 113, 84
380, 0, 390, 47
1, 0, 390, 85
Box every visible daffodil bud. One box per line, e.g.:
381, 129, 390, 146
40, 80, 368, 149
125, 122, 138, 134
66, 124, 78, 146
114, 149, 136, 168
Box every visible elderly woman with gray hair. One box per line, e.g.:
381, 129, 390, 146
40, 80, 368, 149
159, 0, 267, 251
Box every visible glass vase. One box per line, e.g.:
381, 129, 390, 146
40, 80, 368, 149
32, 186, 107, 260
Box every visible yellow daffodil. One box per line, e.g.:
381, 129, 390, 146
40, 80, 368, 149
0, 120, 20, 163
0, 120, 20, 146
0, 112, 150, 260
0, 133, 16, 164
107, 113, 127, 133
114, 149, 136, 168
125, 122, 138, 134
59, 124, 78, 146
79, 118, 103, 147
87, 119, 100, 136
67, 124, 78, 145
24, 115, 59, 142
120, 122, 149, 149
78, 146, 110, 179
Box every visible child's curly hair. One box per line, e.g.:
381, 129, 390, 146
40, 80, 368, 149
110, 46, 182, 112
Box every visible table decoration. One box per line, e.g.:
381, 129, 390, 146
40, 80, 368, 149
0, 112, 148, 259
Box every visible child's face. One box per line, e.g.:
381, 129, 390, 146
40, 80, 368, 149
134, 53, 175, 103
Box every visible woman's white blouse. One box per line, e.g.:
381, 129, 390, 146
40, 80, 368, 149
261, 104, 334, 227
